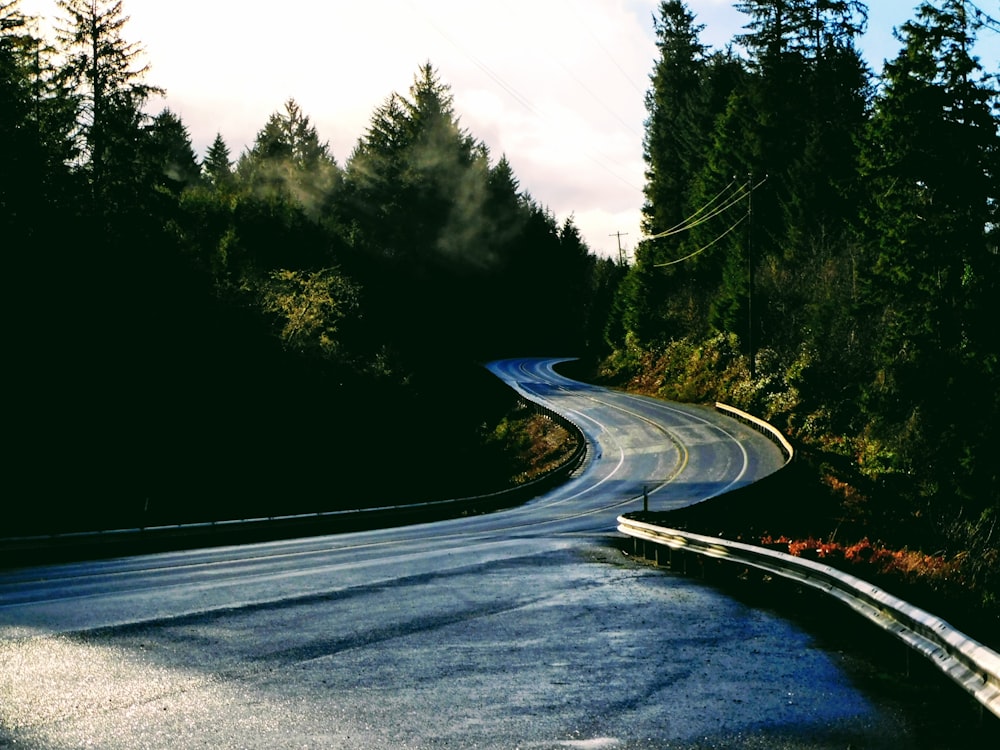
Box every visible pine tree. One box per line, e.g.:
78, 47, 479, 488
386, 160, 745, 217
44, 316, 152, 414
622, 1, 737, 347
343, 64, 483, 265
642, 0, 708, 238
1, 0, 77, 231
55, 0, 162, 213
734, 0, 815, 62
203, 132, 233, 190
857, 0, 1000, 513
399, 62, 481, 261
147, 107, 201, 194
236, 97, 340, 216
2, 1, 44, 229
691, 0, 871, 358
735, 0, 867, 61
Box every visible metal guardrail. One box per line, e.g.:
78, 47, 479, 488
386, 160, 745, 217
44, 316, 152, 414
715, 402, 794, 463
623, 406, 998, 719
618, 516, 1000, 720
0, 394, 588, 564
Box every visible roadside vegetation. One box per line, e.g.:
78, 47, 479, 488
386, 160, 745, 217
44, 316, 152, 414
583, 344, 999, 645
590, 0, 999, 628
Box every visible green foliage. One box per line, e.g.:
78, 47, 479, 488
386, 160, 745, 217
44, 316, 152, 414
147, 108, 201, 194
236, 98, 340, 218
1, 0, 77, 232
203, 132, 233, 190
643, 1, 709, 235
854, 0, 999, 520
341, 64, 492, 266
258, 268, 359, 358
606, 0, 1000, 609
55, 0, 163, 213
331, 62, 607, 363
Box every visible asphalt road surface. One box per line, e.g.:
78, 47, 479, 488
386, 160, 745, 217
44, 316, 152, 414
0, 358, 929, 748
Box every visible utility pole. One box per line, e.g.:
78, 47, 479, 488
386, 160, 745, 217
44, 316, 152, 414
610, 231, 629, 265
747, 172, 755, 381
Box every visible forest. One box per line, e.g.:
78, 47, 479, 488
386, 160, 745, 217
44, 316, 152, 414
1, 0, 622, 533
1, 1, 997, 609
607, 0, 998, 613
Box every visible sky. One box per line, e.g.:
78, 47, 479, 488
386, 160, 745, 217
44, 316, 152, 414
18, 0, 1000, 259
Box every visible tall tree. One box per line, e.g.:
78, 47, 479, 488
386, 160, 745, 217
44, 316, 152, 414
55, 0, 162, 213
618, 2, 739, 347
343, 63, 487, 265
734, 0, 814, 61
856, 0, 999, 515
685, 0, 871, 358
735, 0, 867, 60
146, 107, 201, 194
236, 97, 340, 216
642, 0, 709, 237
1, 1, 77, 232
203, 132, 233, 190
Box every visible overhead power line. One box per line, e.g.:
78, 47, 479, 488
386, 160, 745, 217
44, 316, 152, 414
653, 214, 747, 267
644, 178, 741, 240
649, 174, 768, 267
647, 183, 750, 240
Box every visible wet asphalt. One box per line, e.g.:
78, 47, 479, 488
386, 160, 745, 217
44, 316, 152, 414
0, 359, 986, 748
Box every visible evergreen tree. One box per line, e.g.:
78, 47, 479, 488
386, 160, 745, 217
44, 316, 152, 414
340, 63, 595, 361
147, 107, 201, 194
344, 63, 487, 267
398, 62, 483, 263
735, 0, 866, 60
1, 0, 77, 233
55, 0, 162, 214
620, 2, 738, 347
3, 0, 78, 424
1, 1, 37, 228
856, 0, 999, 516
734, 0, 815, 62
339, 92, 410, 256
642, 0, 709, 238
236, 97, 340, 216
685, 1, 870, 360
203, 132, 233, 189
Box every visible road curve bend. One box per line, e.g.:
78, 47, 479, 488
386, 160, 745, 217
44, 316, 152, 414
1, 357, 924, 750
485, 356, 786, 531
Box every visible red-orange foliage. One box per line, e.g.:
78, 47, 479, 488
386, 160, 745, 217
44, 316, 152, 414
758, 535, 959, 586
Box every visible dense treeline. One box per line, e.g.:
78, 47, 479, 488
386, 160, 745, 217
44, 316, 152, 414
1, 0, 622, 532
605, 0, 998, 604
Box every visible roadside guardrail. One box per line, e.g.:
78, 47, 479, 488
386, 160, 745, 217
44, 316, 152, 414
617, 516, 1000, 719
715, 402, 794, 463
619, 404, 999, 721
0, 396, 588, 566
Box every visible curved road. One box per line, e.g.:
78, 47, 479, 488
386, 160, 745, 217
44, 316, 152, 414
0, 358, 919, 748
